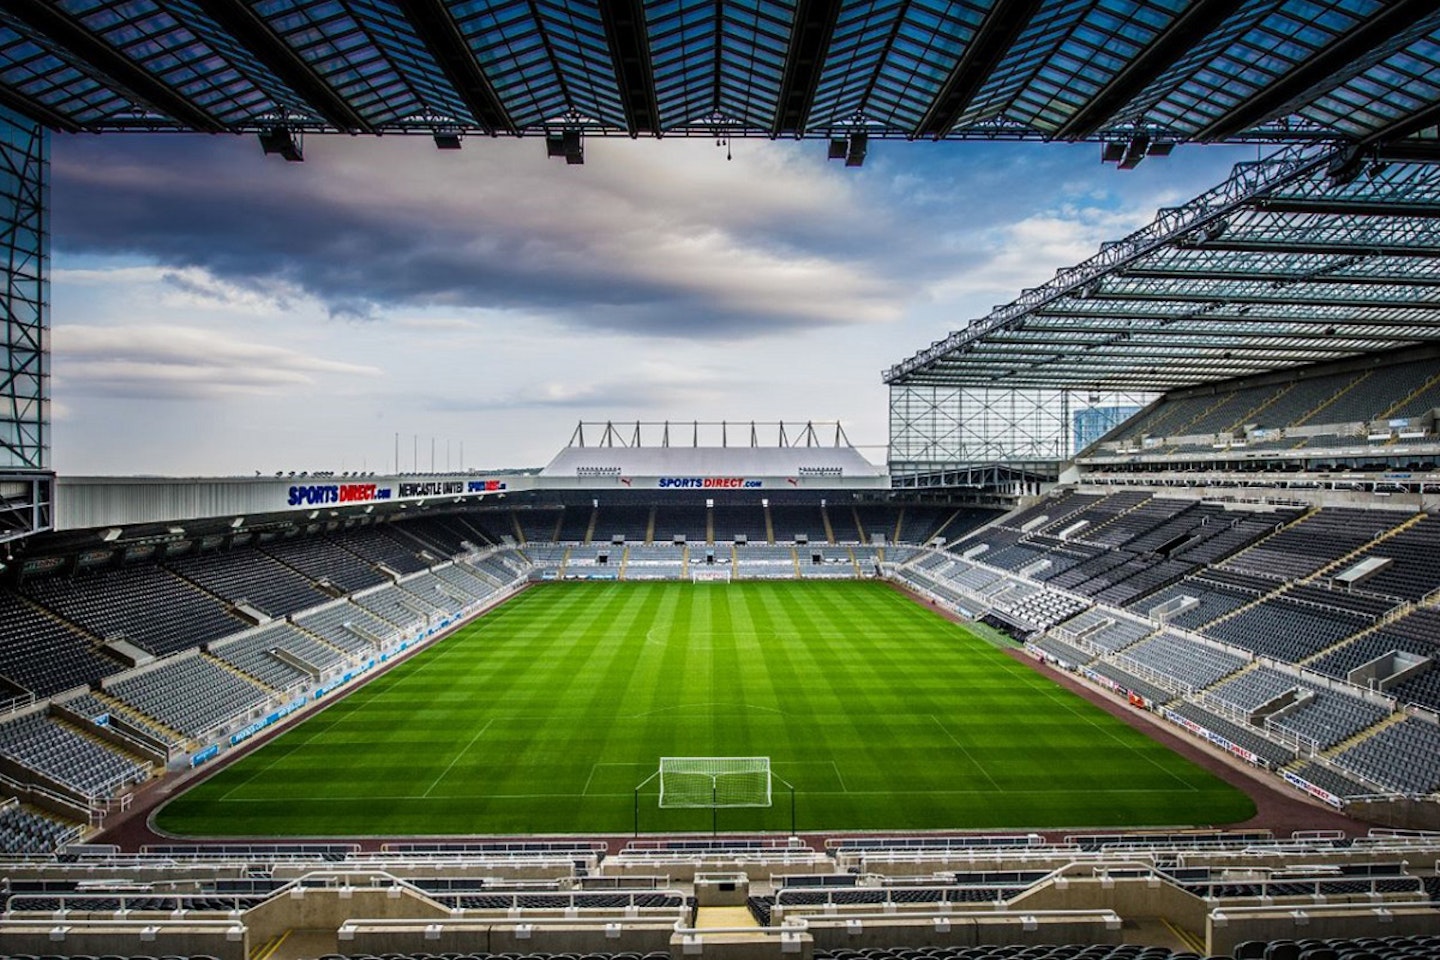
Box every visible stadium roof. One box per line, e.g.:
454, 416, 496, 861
4, 1, 1440, 145
884, 141, 1440, 391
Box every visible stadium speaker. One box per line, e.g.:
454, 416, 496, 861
1118, 134, 1150, 169
258, 127, 303, 162
563, 130, 584, 165
828, 138, 847, 160
546, 133, 567, 158
433, 132, 462, 150
845, 133, 867, 167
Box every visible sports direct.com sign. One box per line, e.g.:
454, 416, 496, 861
657, 477, 762, 489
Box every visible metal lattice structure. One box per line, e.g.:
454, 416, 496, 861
885, 141, 1440, 479
886, 143, 1440, 391
0, 2, 1439, 146
0, 105, 51, 543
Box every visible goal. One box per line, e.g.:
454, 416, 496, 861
658, 756, 771, 808
690, 567, 732, 583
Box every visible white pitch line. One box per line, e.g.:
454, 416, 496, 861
421, 718, 494, 798
931, 714, 1003, 792
217, 787, 1207, 803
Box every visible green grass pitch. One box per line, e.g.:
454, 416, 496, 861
155, 580, 1255, 836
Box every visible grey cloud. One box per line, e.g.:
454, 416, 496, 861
53, 324, 381, 400
51, 136, 928, 338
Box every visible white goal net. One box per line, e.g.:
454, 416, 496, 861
658, 756, 772, 808
690, 567, 732, 583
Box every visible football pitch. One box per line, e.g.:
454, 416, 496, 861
155, 580, 1255, 836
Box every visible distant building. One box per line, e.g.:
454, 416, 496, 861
1073, 406, 1140, 454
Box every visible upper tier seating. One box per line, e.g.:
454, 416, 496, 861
1102, 357, 1440, 445
23, 565, 241, 658
394, 516, 492, 554
712, 505, 768, 542
330, 526, 429, 575
852, 504, 894, 543
554, 507, 592, 541
651, 504, 710, 542
591, 504, 651, 542
167, 549, 331, 617
0, 593, 120, 696
516, 509, 562, 543
262, 535, 389, 592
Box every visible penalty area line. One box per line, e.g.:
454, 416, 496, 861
421, 718, 494, 798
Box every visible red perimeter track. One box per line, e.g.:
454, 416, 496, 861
94, 581, 1369, 854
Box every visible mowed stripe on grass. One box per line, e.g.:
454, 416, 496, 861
155, 580, 1254, 836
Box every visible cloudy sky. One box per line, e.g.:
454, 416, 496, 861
49, 133, 1257, 476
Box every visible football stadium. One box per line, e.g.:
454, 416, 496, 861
3, 3, 1440, 959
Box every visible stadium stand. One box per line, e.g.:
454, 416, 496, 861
591, 504, 652, 543
22, 565, 242, 658
0, 800, 80, 854
1333, 716, 1440, 796
353, 582, 446, 627
210, 622, 348, 691
0, 593, 121, 697
555, 507, 593, 542
1220, 508, 1412, 583
1203, 597, 1370, 664
1162, 701, 1296, 768
330, 526, 430, 575
1118, 631, 1247, 692
516, 507, 564, 543
0, 711, 150, 800
166, 548, 332, 617
652, 503, 710, 543
294, 601, 398, 654
711, 504, 768, 542
103, 654, 269, 740
262, 534, 390, 592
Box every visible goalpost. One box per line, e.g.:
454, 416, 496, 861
690, 567, 732, 583
660, 756, 772, 808
634, 756, 794, 836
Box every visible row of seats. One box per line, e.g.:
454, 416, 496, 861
0, 712, 149, 799
1101, 356, 1440, 446
0, 801, 80, 854
104, 656, 268, 739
